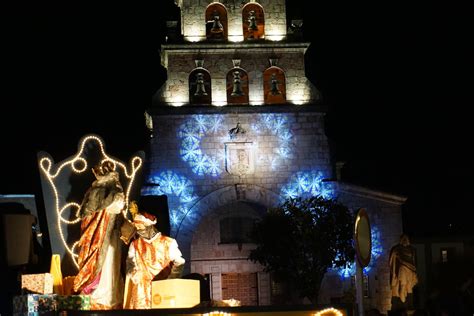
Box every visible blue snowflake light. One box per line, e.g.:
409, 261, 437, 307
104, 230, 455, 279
141, 171, 197, 230
178, 115, 226, 177
332, 226, 383, 278
280, 171, 335, 201
250, 114, 294, 169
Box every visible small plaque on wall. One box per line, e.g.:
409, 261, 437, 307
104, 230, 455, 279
225, 142, 255, 176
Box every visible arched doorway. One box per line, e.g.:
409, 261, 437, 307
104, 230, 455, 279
191, 200, 266, 306
174, 184, 280, 305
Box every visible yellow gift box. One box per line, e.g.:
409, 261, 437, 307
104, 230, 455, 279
151, 279, 200, 308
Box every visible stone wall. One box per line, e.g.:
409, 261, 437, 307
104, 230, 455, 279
177, 0, 287, 41
145, 108, 332, 254
156, 44, 320, 105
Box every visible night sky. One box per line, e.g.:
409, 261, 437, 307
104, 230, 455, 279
1, 1, 472, 237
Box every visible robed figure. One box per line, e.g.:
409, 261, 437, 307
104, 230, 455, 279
389, 234, 418, 303
73, 160, 125, 309
123, 202, 185, 309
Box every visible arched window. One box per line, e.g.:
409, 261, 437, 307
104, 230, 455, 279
219, 216, 255, 244
189, 68, 212, 105
226, 68, 249, 105
242, 3, 265, 41
217, 201, 266, 244
263, 66, 286, 104
205, 3, 228, 41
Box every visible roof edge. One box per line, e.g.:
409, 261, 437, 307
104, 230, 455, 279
336, 181, 407, 205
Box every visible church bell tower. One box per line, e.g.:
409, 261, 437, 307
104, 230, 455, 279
153, 0, 321, 107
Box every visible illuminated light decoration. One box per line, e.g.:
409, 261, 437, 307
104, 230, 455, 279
203, 312, 231, 316
280, 171, 335, 201
250, 114, 294, 170
141, 171, 197, 229
39, 135, 142, 268
332, 226, 383, 278
314, 307, 344, 316
370, 226, 383, 260
190, 155, 210, 176
207, 156, 222, 177
178, 115, 227, 177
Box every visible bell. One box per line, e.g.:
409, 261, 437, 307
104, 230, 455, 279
231, 71, 244, 96
248, 10, 258, 31
211, 11, 223, 33
194, 73, 208, 96
270, 73, 281, 95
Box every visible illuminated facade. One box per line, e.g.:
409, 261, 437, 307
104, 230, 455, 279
148, 0, 406, 313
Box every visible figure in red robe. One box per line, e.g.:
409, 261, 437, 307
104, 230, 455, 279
73, 160, 125, 309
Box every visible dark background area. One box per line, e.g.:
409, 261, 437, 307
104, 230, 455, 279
1, 1, 472, 237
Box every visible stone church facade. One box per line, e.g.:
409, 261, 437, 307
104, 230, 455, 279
147, 0, 405, 313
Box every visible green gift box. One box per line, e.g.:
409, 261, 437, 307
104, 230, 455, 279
13, 294, 58, 316
58, 295, 91, 310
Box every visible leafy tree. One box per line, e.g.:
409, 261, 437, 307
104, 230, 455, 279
248, 196, 355, 304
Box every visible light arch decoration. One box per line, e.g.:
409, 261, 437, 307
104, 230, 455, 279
314, 307, 344, 316
38, 134, 143, 271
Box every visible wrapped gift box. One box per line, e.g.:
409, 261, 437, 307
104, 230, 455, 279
57, 295, 91, 310
13, 294, 57, 316
21, 273, 54, 294
151, 279, 200, 308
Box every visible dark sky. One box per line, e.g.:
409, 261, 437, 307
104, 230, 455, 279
1, 1, 472, 236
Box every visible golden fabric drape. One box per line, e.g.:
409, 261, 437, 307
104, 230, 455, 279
123, 235, 176, 309
73, 209, 111, 293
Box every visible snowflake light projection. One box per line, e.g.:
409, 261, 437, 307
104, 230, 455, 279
141, 171, 197, 228
250, 114, 294, 169
333, 226, 383, 278
280, 170, 335, 201
178, 115, 227, 176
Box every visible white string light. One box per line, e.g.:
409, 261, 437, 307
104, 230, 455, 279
39, 135, 143, 268
202, 312, 231, 316
314, 307, 344, 316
